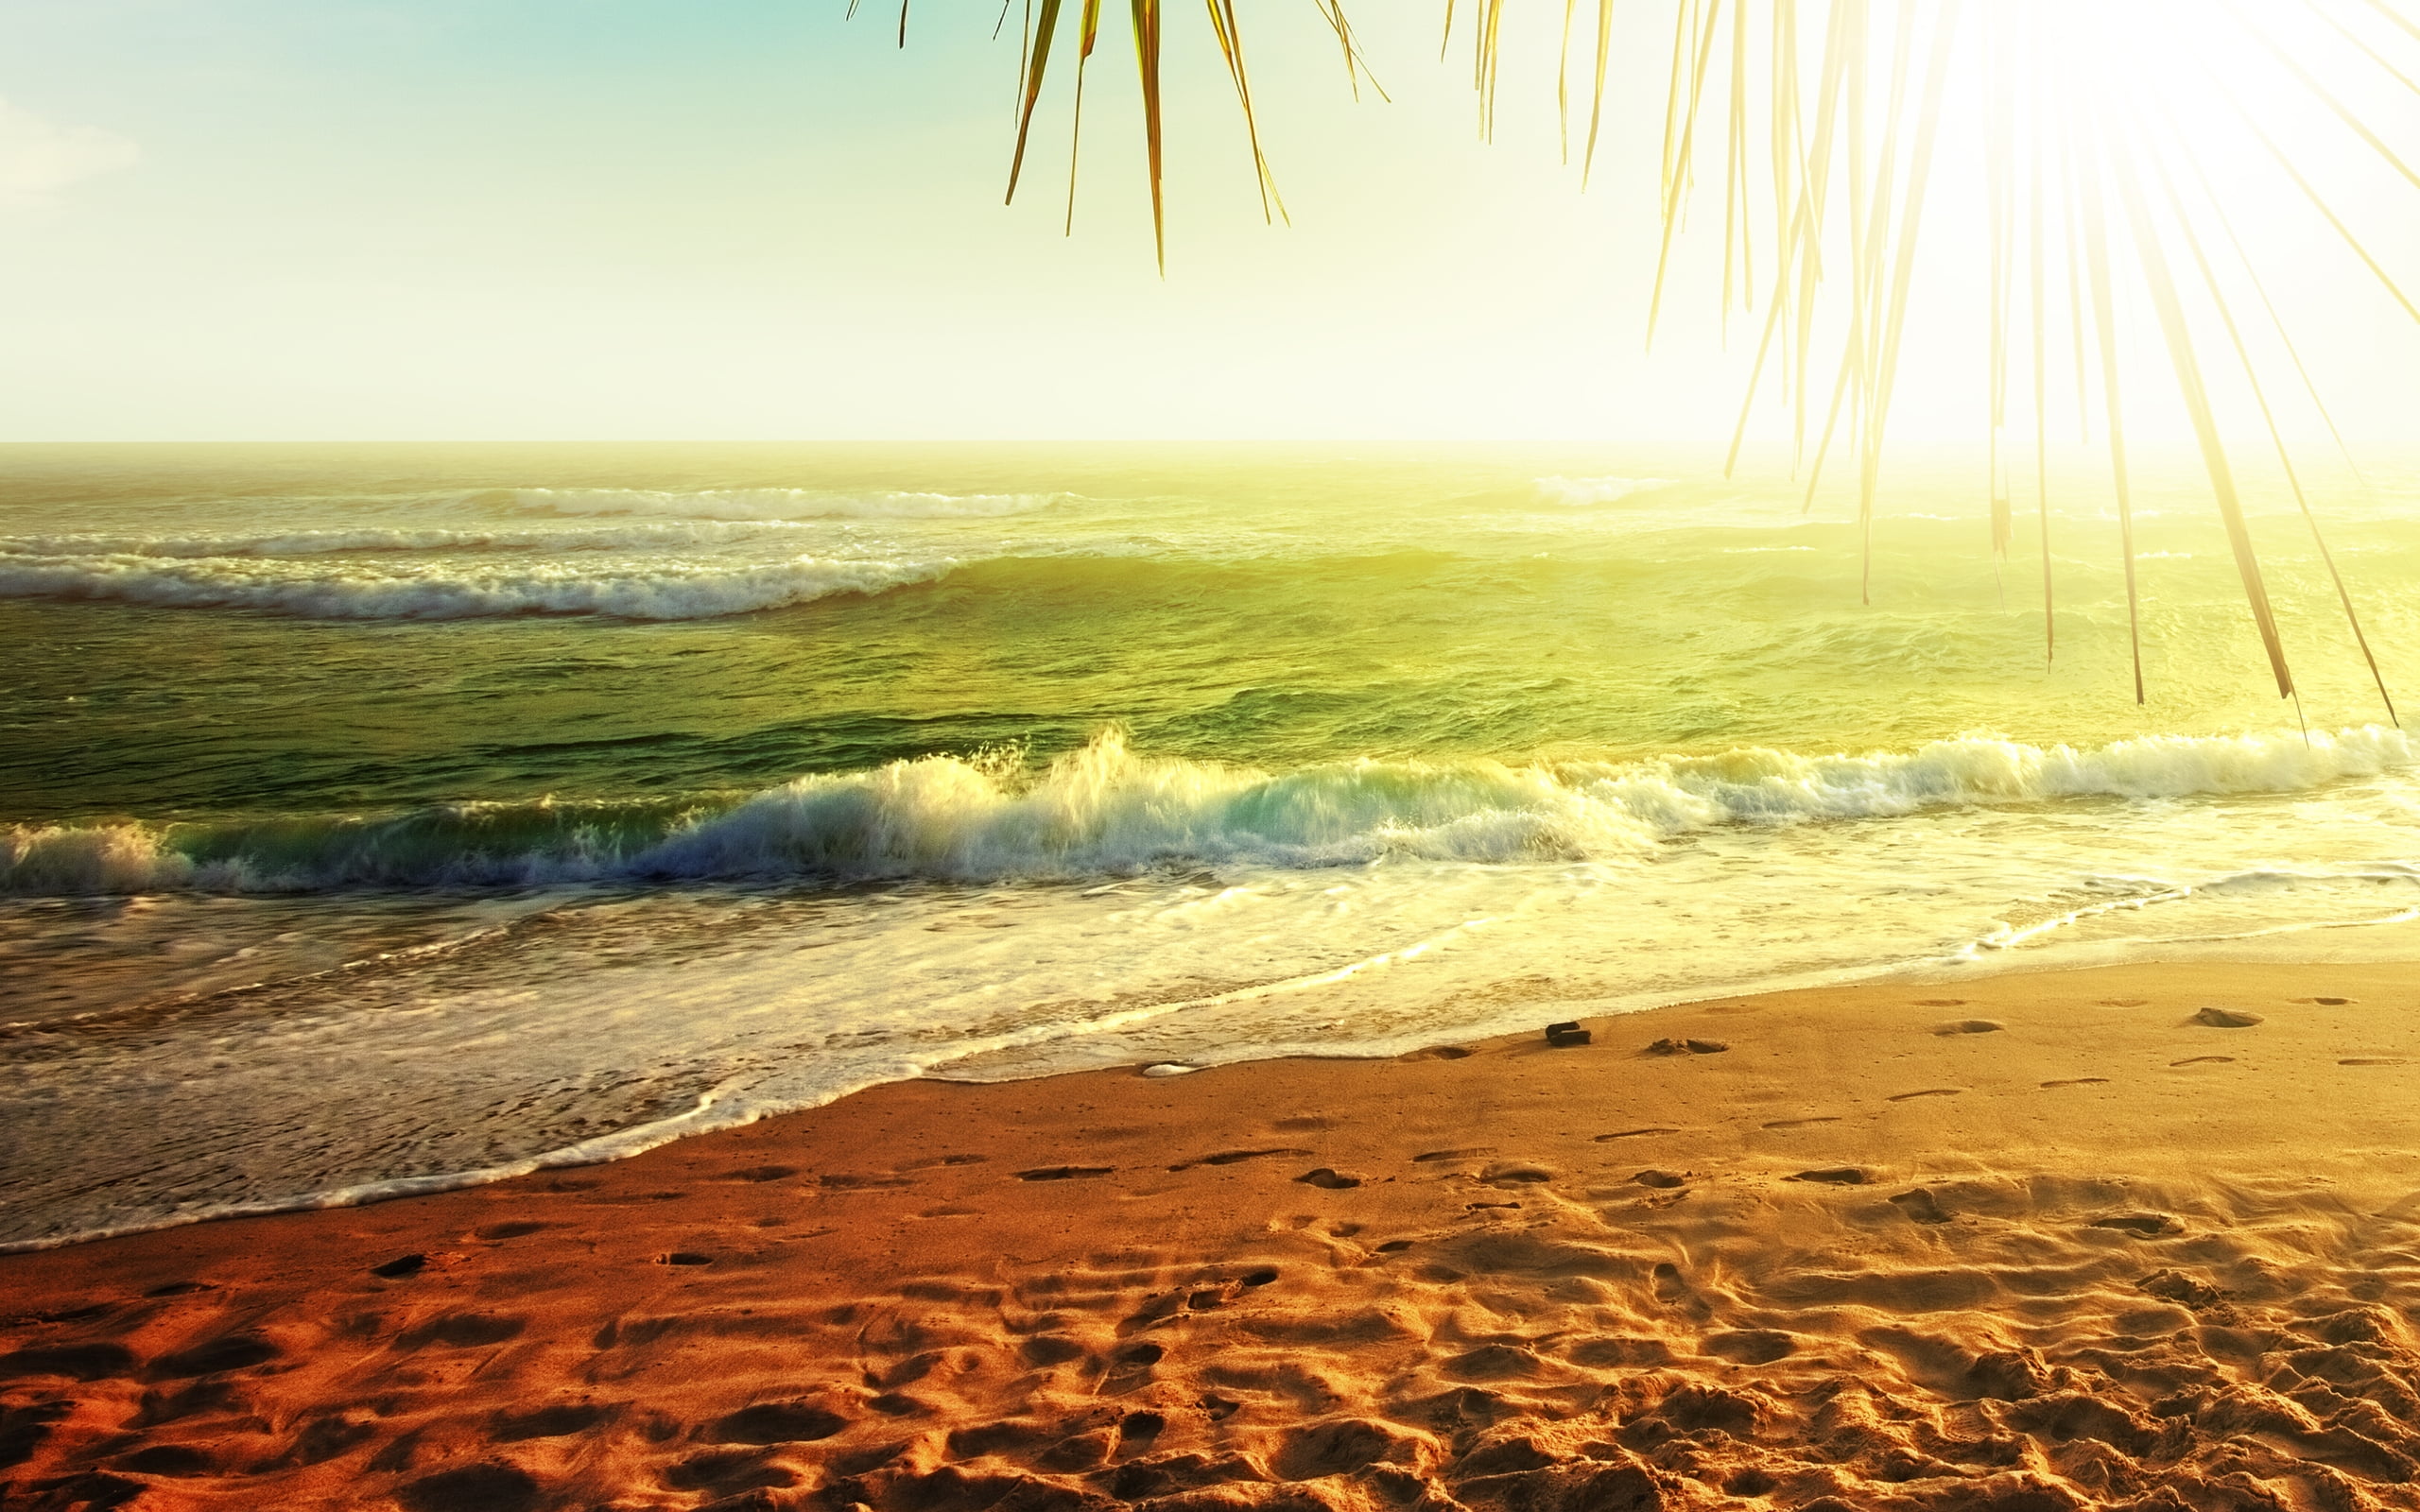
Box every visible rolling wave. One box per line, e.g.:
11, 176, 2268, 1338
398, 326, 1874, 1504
0, 520, 824, 559
7, 726, 2406, 896
1535, 475, 1674, 507
0, 552, 943, 620
510, 487, 1058, 521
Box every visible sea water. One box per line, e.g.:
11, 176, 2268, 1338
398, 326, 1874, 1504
6, 442, 2418, 1247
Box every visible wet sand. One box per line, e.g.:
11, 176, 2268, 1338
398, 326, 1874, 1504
6, 960, 2420, 1511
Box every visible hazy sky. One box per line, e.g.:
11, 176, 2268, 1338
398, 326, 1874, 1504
2, 1, 2415, 448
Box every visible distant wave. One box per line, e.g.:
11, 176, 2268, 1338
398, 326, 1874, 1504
510, 487, 1058, 522
0, 520, 823, 559
1534, 475, 1673, 507
0, 552, 943, 620
8, 726, 2408, 895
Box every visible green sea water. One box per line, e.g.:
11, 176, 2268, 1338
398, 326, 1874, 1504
5, 442, 2418, 1246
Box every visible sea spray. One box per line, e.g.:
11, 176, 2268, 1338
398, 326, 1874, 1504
509, 487, 1060, 521
0, 551, 945, 620
9, 726, 2408, 895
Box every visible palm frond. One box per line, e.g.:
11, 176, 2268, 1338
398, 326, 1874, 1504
869, 0, 2420, 713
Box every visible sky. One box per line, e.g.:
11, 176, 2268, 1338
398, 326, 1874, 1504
1, 0, 2416, 450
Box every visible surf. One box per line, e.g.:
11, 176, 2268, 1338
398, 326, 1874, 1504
7, 725, 2407, 895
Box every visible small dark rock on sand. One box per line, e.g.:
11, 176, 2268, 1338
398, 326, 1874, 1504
2192, 1006, 2263, 1028
1545, 1021, 1592, 1047
1645, 1038, 1729, 1056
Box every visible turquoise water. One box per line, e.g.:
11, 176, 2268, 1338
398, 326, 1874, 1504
6, 442, 2419, 1246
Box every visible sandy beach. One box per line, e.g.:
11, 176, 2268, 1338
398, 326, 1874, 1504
5, 958, 2420, 1511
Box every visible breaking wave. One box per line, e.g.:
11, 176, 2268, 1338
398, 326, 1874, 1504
510, 487, 1058, 521
0, 520, 825, 559
0, 552, 944, 620
8, 725, 2407, 895
1535, 476, 1674, 507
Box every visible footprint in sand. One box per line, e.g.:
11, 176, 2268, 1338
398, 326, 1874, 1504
1933, 1020, 2004, 1036
149, 1333, 284, 1378
1914, 999, 1969, 1007
709, 1401, 847, 1445
1705, 1330, 1798, 1365
1595, 1127, 1683, 1142
1634, 1170, 1688, 1190
1169, 1148, 1311, 1173
1412, 1147, 1495, 1163
1890, 1188, 1951, 1224
2041, 1077, 2110, 1089
2138, 1269, 2228, 1309
1786, 1167, 1869, 1185
1020, 1334, 1086, 1367
1645, 1038, 1730, 1056
1295, 1167, 1364, 1190
2191, 1005, 2264, 1028
2100, 998, 2150, 1008
719, 1165, 799, 1183
398, 1314, 526, 1349
1402, 1045, 1476, 1061
1098, 1340, 1166, 1395
2170, 1056, 2236, 1068
2342, 1057, 2408, 1067
0, 1343, 135, 1382
1374, 1239, 1416, 1253
491, 1403, 611, 1443
1888, 1088, 1964, 1102
899, 1153, 987, 1172
2296, 996, 2356, 1005
1479, 1161, 1554, 1186
397, 1465, 540, 1512
475, 1221, 547, 1242
1117, 1410, 1166, 1455
1762, 1116, 1841, 1130
1015, 1166, 1115, 1181
1651, 1262, 1692, 1302
2090, 1213, 2183, 1238
116, 1445, 215, 1476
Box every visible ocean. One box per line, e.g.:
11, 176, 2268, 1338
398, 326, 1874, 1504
5, 441, 2417, 1249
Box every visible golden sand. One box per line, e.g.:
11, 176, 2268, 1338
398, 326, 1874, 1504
6, 961, 2420, 1510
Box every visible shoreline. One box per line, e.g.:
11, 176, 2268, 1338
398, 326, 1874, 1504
6, 958, 2420, 1509
17, 918, 2418, 1261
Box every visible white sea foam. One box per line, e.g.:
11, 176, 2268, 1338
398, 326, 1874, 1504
8, 726, 2408, 895
1534, 475, 1674, 507
0, 520, 821, 559
0, 552, 944, 621
512, 487, 1058, 521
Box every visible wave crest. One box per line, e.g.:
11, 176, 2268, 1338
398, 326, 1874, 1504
0, 520, 823, 559
0, 552, 943, 620
511, 487, 1057, 522
6, 726, 2407, 896
1534, 475, 1673, 507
